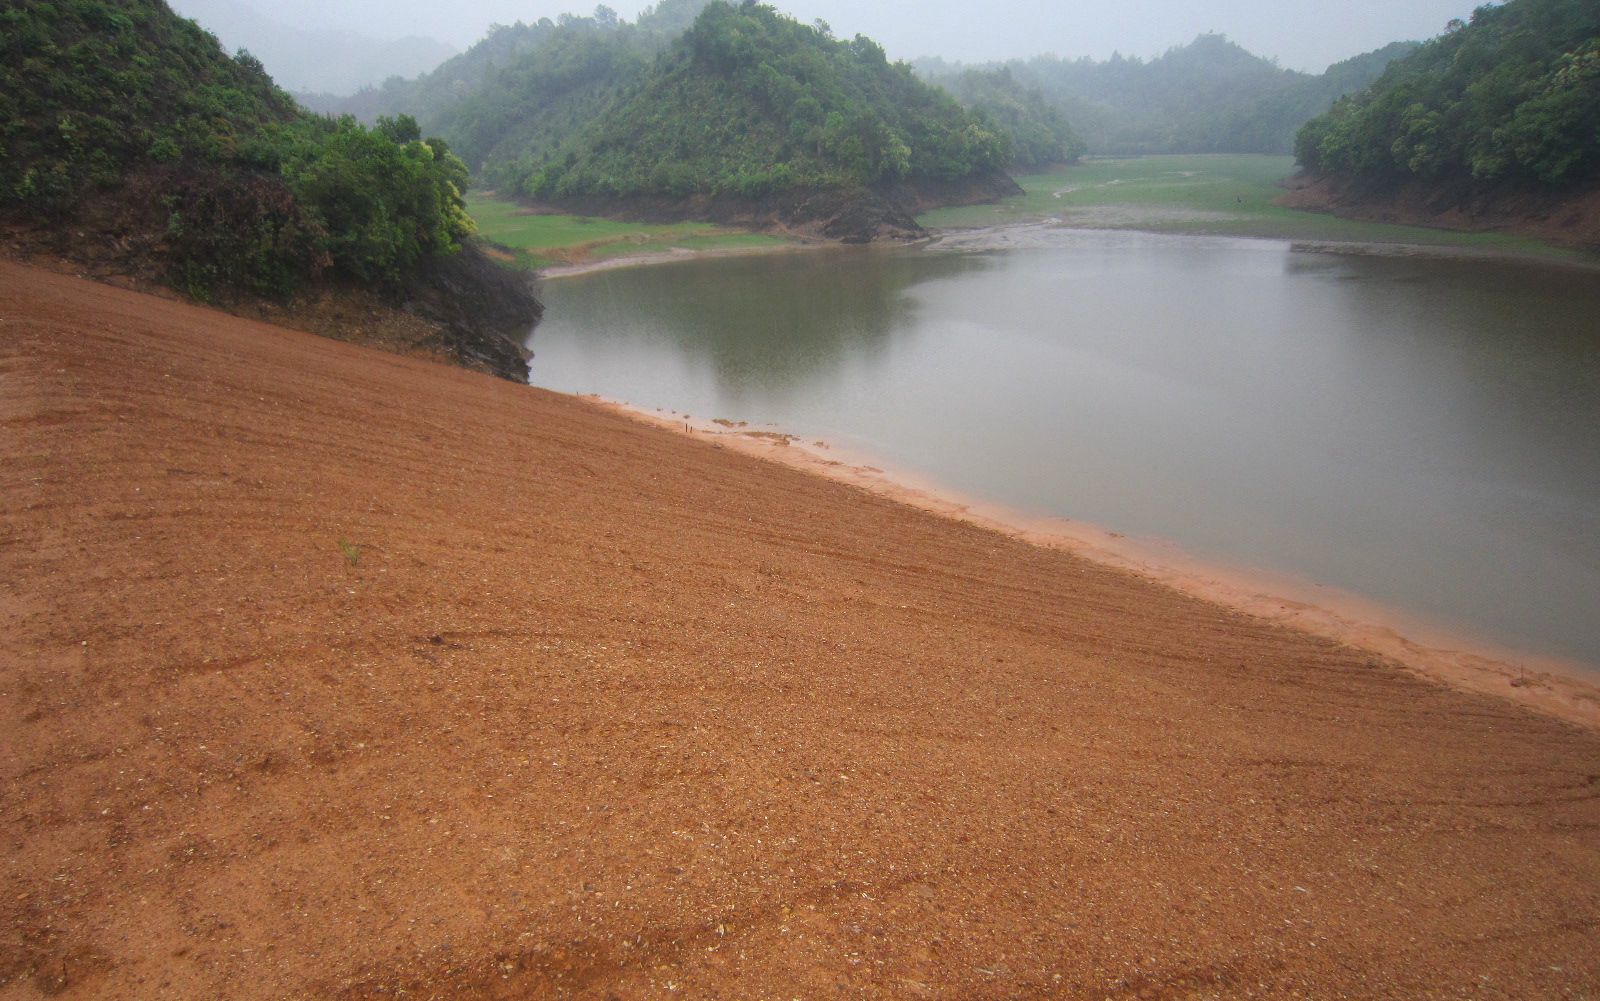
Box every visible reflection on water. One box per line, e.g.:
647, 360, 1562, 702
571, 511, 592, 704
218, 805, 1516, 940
528, 231, 1600, 667
530, 248, 990, 409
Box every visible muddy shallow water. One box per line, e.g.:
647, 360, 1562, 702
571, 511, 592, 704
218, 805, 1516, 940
528, 228, 1600, 669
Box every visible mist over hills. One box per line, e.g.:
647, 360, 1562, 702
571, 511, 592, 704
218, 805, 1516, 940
918, 34, 1420, 156
311, 0, 714, 176
316, 4, 1417, 190
167, 0, 457, 95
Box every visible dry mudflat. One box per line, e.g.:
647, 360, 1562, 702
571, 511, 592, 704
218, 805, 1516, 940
3, 259, 1599, 999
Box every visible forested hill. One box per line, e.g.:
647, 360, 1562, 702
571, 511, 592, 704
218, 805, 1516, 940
1282, 0, 1600, 247
310, 0, 712, 185
1216, 42, 1421, 155
1295, 0, 1600, 190
928, 68, 1086, 169
509, 2, 1018, 240
0, 0, 539, 380
921, 35, 1416, 156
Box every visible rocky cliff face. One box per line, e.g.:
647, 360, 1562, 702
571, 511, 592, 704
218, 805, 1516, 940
407, 244, 542, 382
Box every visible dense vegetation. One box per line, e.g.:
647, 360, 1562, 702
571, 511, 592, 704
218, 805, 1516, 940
1296, 0, 1600, 188
0, 0, 475, 298
515, 2, 1009, 203
312, 1, 711, 186
922, 35, 1415, 156
1210, 43, 1421, 155
930, 67, 1086, 169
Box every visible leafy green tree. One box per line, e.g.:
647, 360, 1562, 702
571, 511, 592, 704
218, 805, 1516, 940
933, 67, 1085, 168
518, 2, 1008, 203
1296, 0, 1600, 189
315, 0, 716, 186
1, 0, 483, 298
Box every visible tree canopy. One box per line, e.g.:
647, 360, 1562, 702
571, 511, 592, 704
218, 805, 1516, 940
1296, 0, 1600, 188
931, 67, 1086, 169
515, 2, 1009, 203
1, 0, 476, 298
309, 0, 714, 186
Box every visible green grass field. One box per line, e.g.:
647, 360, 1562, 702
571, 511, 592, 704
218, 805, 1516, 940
918, 155, 1581, 260
467, 193, 789, 269
470, 161, 1586, 269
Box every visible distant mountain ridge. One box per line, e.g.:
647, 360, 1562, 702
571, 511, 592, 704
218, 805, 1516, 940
299, 4, 1439, 242
920, 34, 1419, 156
168, 0, 457, 95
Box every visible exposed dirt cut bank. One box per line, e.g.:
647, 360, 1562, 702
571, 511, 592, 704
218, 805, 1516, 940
2, 208, 540, 383
3, 260, 1599, 999
1280, 172, 1600, 250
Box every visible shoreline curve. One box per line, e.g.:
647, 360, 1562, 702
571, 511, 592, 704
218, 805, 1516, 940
584, 393, 1600, 730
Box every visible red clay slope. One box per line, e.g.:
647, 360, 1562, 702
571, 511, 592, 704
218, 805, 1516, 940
3, 259, 1599, 999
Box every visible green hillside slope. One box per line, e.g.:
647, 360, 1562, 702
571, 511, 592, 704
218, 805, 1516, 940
1296, 0, 1600, 188
508, 2, 1016, 238
1215, 42, 1421, 155
311, 1, 711, 186
930, 67, 1086, 169
1, 0, 539, 378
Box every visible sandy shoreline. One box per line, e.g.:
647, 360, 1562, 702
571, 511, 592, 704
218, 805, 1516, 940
535, 238, 825, 280
6, 259, 1600, 998
587, 395, 1600, 730
535, 215, 1600, 727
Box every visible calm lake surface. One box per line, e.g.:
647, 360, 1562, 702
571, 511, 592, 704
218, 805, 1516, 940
527, 229, 1600, 669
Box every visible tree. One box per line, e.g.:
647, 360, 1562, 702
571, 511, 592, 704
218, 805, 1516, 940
1296, 0, 1600, 190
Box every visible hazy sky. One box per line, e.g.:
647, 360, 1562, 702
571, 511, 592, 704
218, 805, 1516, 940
225, 0, 1482, 72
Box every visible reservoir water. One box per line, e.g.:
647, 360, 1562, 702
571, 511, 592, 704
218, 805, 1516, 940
526, 228, 1600, 670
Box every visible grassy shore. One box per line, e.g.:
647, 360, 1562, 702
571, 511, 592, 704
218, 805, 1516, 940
919, 154, 1586, 261
470, 160, 1590, 270
467, 192, 790, 269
